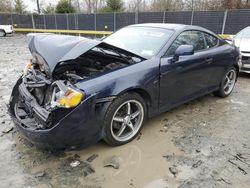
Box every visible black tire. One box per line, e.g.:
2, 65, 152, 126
0, 30, 6, 37
214, 67, 237, 98
103, 92, 147, 146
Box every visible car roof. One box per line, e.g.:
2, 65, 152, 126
130, 23, 186, 30
239, 26, 250, 31
235, 26, 250, 36
128, 23, 217, 36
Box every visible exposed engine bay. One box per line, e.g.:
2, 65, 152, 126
54, 44, 141, 84
27, 44, 142, 106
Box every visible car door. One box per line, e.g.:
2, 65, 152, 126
159, 30, 212, 112
202, 32, 224, 89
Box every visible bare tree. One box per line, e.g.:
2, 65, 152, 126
149, 0, 184, 11
42, 3, 56, 14
0, 0, 14, 12
71, 0, 81, 12
36, 0, 40, 14
126, 0, 148, 12
83, 0, 105, 13
84, 0, 92, 13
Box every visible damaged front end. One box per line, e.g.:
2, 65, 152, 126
8, 57, 99, 149
9, 33, 144, 149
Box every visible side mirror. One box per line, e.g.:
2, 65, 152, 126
173, 45, 194, 62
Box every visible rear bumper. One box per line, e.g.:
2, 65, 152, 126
6, 31, 13, 34
9, 81, 104, 150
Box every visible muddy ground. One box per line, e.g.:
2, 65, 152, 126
0, 35, 250, 188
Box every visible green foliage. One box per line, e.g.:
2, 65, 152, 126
100, 0, 124, 12
14, 0, 26, 14
56, 0, 75, 13
99, 6, 112, 13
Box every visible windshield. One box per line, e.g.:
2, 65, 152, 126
235, 27, 250, 39
103, 27, 174, 59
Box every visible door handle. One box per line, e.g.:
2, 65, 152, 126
205, 57, 213, 64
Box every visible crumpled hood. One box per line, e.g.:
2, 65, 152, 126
26, 33, 102, 72
234, 38, 250, 52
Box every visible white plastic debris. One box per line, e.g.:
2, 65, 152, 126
70, 160, 80, 168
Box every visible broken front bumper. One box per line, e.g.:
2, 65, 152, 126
9, 80, 104, 150
241, 63, 250, 73
241, 54, 250, 73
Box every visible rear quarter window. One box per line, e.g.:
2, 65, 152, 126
204, 33, 218, 48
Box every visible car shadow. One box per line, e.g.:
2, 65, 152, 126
239, 72, 250, 78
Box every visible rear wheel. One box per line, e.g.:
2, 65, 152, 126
103, 93, 146, 146
214, 67, 237, 97
0, 30, 6, 37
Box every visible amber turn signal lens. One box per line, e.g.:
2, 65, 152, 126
23, 61, 33, 74
58, 88, 84, 108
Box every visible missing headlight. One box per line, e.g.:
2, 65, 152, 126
32, 53, 50, 75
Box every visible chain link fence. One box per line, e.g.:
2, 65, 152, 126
1, 9, 250, 34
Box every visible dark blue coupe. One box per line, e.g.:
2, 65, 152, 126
9, 24, 241, 149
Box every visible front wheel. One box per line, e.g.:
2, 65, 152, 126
214, 67, 237, 97
0, 30, 6, 37
103, 93, 146, 146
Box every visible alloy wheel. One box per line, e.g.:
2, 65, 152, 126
223, 69, 236, 95
111, 100, 144, 142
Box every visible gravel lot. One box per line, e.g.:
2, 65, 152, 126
0, 34, 250, 188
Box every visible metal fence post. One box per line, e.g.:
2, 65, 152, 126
54, 14, 58, 30
135, 12, 138, 24
94, 13, 97, 38
114, 12, 116, 31
11, 13, 13, 26
66, 13, 69, 34
76, 13, 80, 36
31, 14, 35, 29
74, 13, 76, 30
163, 11, 166, 23
43, 14, 46, 29
222, 10, 228, 34
191, 10, 194, 25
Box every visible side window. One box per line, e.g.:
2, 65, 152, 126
204, 33, 218, 48
166, 31, 206, 56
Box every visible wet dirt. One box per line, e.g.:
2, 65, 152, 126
0, 35, 250, 188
